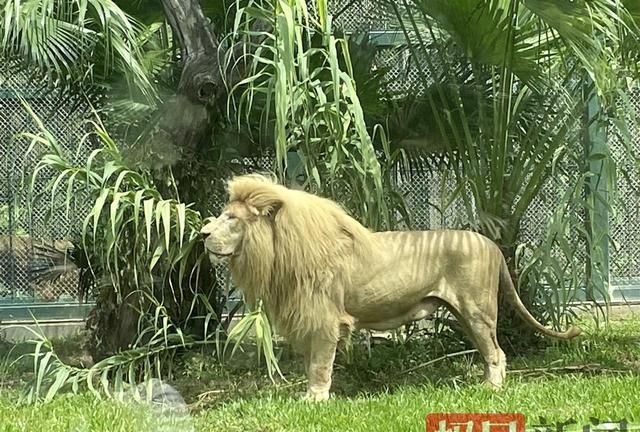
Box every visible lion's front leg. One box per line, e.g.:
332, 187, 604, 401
302, 333, 337, 402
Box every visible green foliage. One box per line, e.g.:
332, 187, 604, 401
385, 0, 640, 337
227, 0, 408, 230
21, 100, 204, 304
14, 100, 257, 401
0, 0, 158, 100
223, 300, 284, 382
0, 204, 27, 236
0, 388, 192, 432
7, 0, 640, 407
3, 318, 640, 431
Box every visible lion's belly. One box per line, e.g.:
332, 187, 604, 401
345, 248, 442, 328
345, 259, 444, 327
344, 229, 495, 329
351, 296, 442, 331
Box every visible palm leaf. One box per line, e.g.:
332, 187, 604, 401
0, 0, 158, 100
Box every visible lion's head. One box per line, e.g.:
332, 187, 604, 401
200, 174, 283, 264
200, 201, 257, 264
199, 173, 371, 344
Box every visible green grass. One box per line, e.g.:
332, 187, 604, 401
193, 375, 640, 431
2, 314, 640, 431
0, 392, 193, 432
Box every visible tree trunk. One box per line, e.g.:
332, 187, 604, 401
84, 3, 269, 357
86, 289, 142, 360
156, 0, 223, 151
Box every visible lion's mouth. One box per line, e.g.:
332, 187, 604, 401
206, 248, 233, 258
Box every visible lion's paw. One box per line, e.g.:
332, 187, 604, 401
301, 390, 331, 402
483, 379, 503, 391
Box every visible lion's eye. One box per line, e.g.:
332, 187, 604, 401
227, 214, 237, 220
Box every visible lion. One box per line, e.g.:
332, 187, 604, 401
200, 173, 581, 401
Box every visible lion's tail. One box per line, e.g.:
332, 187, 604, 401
499, 257, 581, 339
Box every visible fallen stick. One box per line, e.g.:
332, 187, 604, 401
398, 349, 479, 375
507, 363, 630, 375
400, 354, 631, 378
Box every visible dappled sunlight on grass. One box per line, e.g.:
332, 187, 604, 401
2, 314, 640, 431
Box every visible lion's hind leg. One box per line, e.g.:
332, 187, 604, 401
460, 314, 506, 388
474, 325, 506, 389
442, 299, 507, 389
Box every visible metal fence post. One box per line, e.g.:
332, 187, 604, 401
583, 81, 611, 303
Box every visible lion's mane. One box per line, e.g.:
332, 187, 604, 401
226, 174, 373, 345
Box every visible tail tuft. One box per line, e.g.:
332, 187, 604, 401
564, 326, 582, 339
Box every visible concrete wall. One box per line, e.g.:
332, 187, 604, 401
0, 319, 85, 342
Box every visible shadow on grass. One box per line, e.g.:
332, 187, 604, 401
2, 316, 640, 410
176, 317, 640, 409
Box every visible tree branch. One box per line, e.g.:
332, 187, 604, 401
160, 0, 218, 59
152, 1, 271, 153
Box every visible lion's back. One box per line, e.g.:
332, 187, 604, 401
365, 229, 503, 276
372, 229, 498, 253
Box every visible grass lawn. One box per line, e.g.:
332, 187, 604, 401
2, 314, 640, 431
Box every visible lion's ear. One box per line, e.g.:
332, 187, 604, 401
260, 200, 283, 218
232, 180, 285, 218
245, 199, 283, 218
247, 205, 260, 216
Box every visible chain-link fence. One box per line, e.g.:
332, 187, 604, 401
330, 1, 640, 301
0, 60, 93, 305
609, 89, 640, 298
1, 2, 639, 312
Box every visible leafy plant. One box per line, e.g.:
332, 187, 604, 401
383, 0, 640, 342
0, 204, 28, 236
15, 99, 263, 401
226, 0, 409, 231
11, 0, 640, 404
0, 0, 157, 101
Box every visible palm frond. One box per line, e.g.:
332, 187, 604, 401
0, 0, 159, 101
385, 0, 639, 331
523, 0, 633, 98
